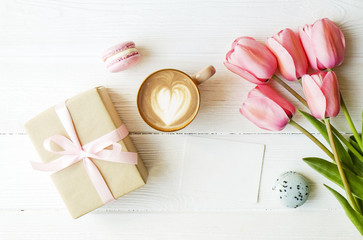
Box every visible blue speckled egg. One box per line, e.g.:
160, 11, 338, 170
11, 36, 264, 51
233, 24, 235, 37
272, 171, 310, 208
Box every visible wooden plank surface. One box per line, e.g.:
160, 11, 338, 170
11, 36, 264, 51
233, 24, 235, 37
0, 0, 362, 238
1, 211, 360, 240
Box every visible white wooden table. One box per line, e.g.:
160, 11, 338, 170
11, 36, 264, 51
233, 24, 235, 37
1, 0, 362, 239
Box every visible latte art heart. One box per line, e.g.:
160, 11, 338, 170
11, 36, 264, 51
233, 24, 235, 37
151, 84, 191, 125
137, 69, 200, 131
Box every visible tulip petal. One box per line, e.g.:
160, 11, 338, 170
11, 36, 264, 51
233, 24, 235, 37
299, 25, 319, 70
231, 46, 270, 79
312, 18, 345, 69
232, 36, 257, 48
240, 96, 290, 131
321, 71, 340, 118
225, 37, 277, 83
224, 61, 266, 84
266, 37, 297, 81
274, 29, 308, 78
302, 74, 327, 119
310, 71, 326, 87
233, 37, 277, 66
316, 59, 327, 70
249, 85, 296, 117
231, 42, 276, 80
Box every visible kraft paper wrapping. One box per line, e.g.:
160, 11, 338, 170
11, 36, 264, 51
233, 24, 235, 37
24, 87, 148, 218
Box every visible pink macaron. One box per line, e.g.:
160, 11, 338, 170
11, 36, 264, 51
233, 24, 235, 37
102, 41, 141, 72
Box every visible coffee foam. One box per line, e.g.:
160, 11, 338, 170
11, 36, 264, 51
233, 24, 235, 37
138, 70, 199, 131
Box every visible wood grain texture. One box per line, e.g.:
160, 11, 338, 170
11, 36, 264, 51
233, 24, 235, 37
0, 0, 362, 133
0, 0, 363, 238
1, 211, 361, 240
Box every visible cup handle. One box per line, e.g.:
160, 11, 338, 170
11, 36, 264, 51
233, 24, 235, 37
191, 65, 216, 85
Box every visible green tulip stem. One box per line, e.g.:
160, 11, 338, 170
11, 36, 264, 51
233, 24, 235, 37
272, 75, 308, 108
340, 94, 363, 151
324, 118, 360, 213
289, 119, 334, 160
272, 75, 363, 161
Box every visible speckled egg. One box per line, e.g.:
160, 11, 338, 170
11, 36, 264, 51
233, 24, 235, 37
272, 171, 310, 208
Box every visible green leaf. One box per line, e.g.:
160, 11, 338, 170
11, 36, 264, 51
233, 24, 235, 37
358, 198, 363, 215
348, 150, 363, 177
350, 135, 363, 155
348, 136, 363, 176
324, 185, 363, 235
299, 110, 354, 169
303, 157, 363, 199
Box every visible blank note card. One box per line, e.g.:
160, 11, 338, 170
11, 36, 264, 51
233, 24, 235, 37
180, 137, 265, 203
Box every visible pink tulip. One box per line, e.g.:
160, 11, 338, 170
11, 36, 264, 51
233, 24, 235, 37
224, 37, 277, 84
240, 85, 296, 131
266, 28, 308, 81
302, 71, 340, 119
299, 18, 345, 70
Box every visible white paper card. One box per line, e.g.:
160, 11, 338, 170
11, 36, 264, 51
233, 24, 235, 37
180, 137, 265, 203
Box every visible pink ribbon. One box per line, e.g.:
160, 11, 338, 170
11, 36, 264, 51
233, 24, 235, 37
30, 102, 138, 204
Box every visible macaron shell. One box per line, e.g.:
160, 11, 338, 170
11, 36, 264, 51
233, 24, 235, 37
102, 41, 135, 61
273, 171, 310, 208
106, 53, 141, 72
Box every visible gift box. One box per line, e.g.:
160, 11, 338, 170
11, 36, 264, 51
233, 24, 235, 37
25, 87, 148, 218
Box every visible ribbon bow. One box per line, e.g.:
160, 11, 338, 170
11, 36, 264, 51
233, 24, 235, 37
31, 102, 138, 204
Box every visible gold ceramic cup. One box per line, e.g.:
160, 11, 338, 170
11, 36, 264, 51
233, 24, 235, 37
137, 65, 215, 132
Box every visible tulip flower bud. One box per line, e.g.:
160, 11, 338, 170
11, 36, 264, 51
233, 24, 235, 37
224, 37, 277, 84
240, 85, 295, 131
299, 18, 345, 71
302, 71, 340, 119
266, 28, 308, 81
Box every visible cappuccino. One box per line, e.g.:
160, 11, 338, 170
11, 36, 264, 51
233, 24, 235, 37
137, 69, 200, 131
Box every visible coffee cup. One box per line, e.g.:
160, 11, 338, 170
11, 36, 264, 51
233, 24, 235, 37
137, 65, 215, 132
